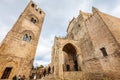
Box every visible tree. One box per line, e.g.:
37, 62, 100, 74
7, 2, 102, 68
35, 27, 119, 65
37, 65, 44, 69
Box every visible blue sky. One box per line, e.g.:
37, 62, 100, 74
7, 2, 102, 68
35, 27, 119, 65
0, 0, 120, 67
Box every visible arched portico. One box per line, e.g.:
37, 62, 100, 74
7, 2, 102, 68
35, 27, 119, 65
62, 43, 79, 71
53, 38, 83, 79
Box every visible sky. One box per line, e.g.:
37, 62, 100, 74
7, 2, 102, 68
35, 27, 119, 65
0, 0, 120, 67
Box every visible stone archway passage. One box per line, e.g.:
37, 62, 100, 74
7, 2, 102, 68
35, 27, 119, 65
62, 43, 78, 71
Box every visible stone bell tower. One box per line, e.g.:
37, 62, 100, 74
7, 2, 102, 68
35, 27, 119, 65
0, 1, 45, 79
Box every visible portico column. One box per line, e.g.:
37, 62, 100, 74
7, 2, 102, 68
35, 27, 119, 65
58, 47, 63, 79
77, 54, 83, 70
54, 47, 63, 79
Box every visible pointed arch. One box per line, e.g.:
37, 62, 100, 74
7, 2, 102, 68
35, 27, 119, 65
62, 43, 79, 71
62, 43, 77, 54
21, 30, 35, 42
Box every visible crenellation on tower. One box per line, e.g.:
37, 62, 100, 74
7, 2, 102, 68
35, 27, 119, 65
24, 1, 45, 17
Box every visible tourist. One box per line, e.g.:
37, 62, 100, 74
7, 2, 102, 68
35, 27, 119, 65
21, 75, 26, 80
12, 75, 17, 80
18, 75, 21, 80
33, 74, 36, 80
48, 67, 51, 75
43, 69, 46, 77
39, 74, 41, 79
29, 75, 33, 80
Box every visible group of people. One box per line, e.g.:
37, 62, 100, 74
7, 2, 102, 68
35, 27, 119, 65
12, 75, 26, 80
36, 67, 51, 79
43, 67, 51, 77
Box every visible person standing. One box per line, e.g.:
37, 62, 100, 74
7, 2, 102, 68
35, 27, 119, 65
18, 75, 21, 80
21, 75, 26, 80
48, 67, 51, 75
12, 75, 17, 80
43, 69, 46, 77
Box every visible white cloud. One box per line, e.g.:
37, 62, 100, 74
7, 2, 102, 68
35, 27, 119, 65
34, 60, 50, 67
112, 5, 120, 18
33, 34, 55, 67
2, 0, 16, 4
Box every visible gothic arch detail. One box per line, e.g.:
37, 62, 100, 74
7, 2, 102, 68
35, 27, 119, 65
62, 43, 79, 71
21, 30, 35, 42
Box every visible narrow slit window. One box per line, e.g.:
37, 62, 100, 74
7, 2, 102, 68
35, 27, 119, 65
31, 18, 34, 23
100, 47, 108, 57
78, 24, 80, 27
31, 4, 35, 8
36, 9, 38, 11
23, 34, 32, 42
39, 11, 42, 14
31, 18, 36, 24
34, 19, 36, 23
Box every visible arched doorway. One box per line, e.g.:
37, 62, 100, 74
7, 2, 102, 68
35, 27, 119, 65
1, 61, 18, 79
62, 43, 78, 71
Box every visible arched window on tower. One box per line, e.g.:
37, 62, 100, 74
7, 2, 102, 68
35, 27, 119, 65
23, 34, 32, 42
31, 17, 36, 24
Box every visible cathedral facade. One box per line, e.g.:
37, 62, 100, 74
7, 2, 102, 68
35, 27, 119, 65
0, 1, 45, 79
51, 7, 120, 80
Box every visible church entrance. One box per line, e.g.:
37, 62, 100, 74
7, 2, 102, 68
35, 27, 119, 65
1, 67, 12, 79
62, 43, 78, 71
